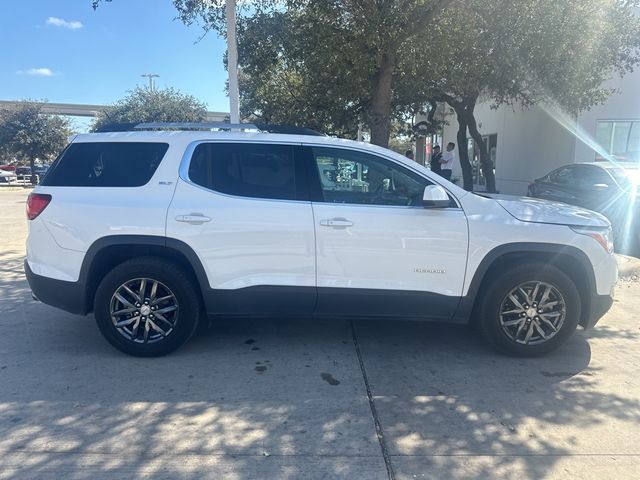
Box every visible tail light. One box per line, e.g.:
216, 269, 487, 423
26, 193, 52, 220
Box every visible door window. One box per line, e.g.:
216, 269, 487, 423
575, 166, 613, 190
188, 143, 300, 201
311, 147, 432, 206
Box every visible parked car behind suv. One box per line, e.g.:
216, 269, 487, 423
0, 170, 18, 185
25, 123, 617, 357
528, 162, 640, 255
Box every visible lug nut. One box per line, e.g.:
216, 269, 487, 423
141, 316, 146, 320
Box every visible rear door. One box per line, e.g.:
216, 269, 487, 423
166, 141, 317, 315
306, 145, 468, 319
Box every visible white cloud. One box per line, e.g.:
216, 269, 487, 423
46, 17, 83, 29
18, 68, 57, 77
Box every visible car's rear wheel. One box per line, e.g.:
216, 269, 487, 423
478, 262, 581, 356
94, 257, 201, 357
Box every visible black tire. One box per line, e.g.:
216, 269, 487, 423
94, 257, 201, 357
477, 262, 581, 357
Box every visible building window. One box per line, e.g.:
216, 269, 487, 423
595, 120, 640, 162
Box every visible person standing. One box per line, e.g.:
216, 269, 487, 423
405, 149, 414, 160
440, 142, 456, 181
430, 145, 442, 176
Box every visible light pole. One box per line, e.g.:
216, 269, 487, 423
225, 0, 240, 124
141, 73, 160, 91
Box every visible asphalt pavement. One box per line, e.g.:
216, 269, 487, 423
1, 189, 639, 479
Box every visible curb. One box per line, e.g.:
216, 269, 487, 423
0, 186, 35, 192
615, 254, 640, 280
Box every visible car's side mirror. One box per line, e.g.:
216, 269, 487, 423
423, 185, 450, 208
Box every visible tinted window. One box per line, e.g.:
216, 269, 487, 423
548, 167, 577, 186
576, 166, 612, 190
42, 142, 168, 187
312, 147, 433, 206
188, 143, 297, 201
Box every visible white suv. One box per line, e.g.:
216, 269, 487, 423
25, 123, 617, 357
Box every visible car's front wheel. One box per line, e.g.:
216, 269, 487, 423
478, 262, 581, 356
94, 257, 201, 357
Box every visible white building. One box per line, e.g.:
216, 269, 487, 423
419, 69, 640, 194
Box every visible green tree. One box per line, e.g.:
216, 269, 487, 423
171, 0, 452, 147
92, 86, 207, 131
0, 101, 72, 184
423, 0, 640, 192
94, 0, 447, 144
93, 0, 640, 185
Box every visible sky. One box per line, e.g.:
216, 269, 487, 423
0, 0, 231, 121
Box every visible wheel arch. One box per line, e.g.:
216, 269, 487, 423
79, 235, 209, 314
457, 243, 596, 328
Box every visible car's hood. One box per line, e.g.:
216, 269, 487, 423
486, 194, 610, 227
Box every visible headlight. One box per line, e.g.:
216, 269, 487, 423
571, 226, 614, 254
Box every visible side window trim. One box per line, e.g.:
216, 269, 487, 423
302, 143, 461, 209
179, 140, 311, 203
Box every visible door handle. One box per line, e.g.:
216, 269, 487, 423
320, 218, 353, 227
175, 214, 211, 224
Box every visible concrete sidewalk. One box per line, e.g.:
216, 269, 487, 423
1, 189, 639, 479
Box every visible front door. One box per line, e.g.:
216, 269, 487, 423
167, 141, 316, 315
307, 146, 469, 319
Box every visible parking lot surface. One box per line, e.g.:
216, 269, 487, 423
1, 189, 639, 479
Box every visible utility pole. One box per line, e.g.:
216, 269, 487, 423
140, 73, 160, 91
225, 0, 240, 124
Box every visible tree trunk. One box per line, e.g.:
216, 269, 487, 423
451, 105, 473, 191
368, 50, 395, 148
464, 97, 496, 193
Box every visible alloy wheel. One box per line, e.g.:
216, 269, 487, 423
499, 281, 566, 345
109, 278, 179, 344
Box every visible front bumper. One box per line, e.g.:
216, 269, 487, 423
24, 260, 88, 315
581, 293, 614, 329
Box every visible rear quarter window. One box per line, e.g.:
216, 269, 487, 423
42, 142, 169, 187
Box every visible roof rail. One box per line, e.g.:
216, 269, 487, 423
134, 122, 258, 131
94, 122, 325, 136
255, 124, 324, 136
133, 122, 325, 136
